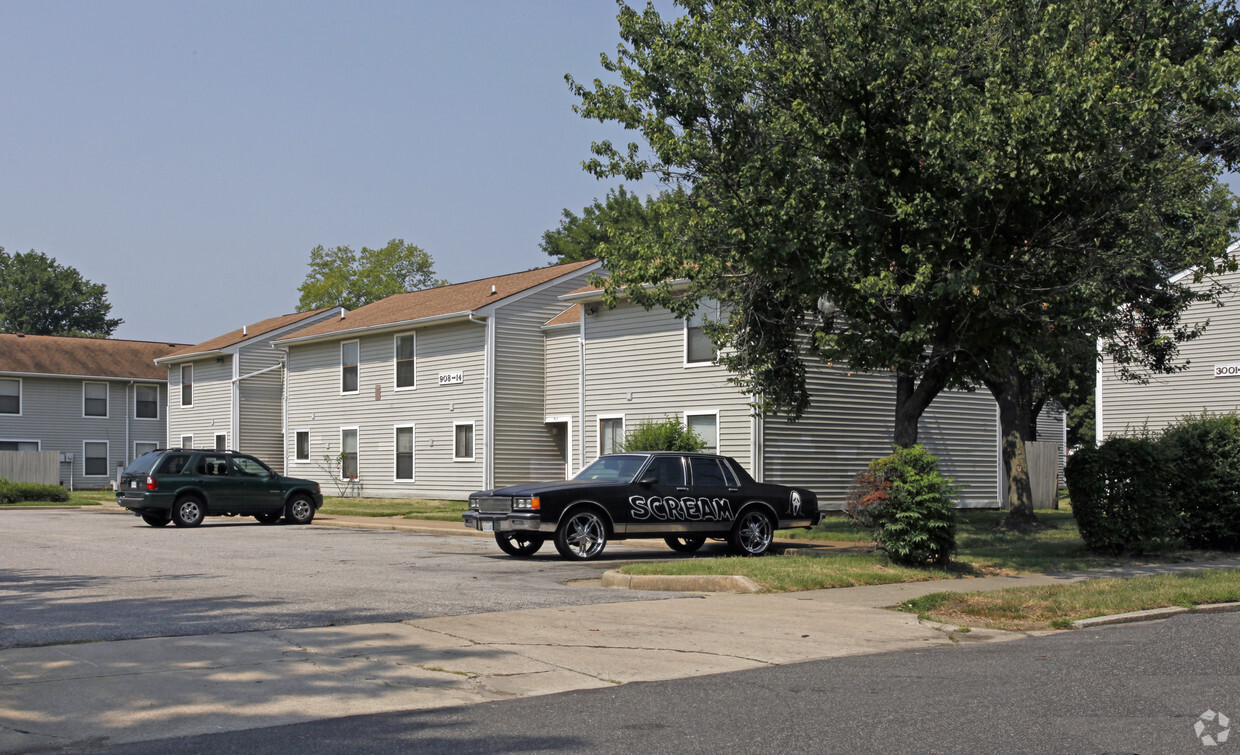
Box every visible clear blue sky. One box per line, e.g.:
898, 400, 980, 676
2, 1, 665, 344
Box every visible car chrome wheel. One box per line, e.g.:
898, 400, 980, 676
729, 509, 773, 556
555, 509, 607, 560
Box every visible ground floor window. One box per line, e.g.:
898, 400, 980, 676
341, 428, 358, 479
84, 441, 108, 477
685, 412, 719, 454
395, 426, 414, 480
0, 440, 38, 452
295, 430, 310, 461
134, 441, 158, 460
214, 433, 227, 452
180, 434, 193, 449
598, 416, 625, 456
453, 422, 475, 461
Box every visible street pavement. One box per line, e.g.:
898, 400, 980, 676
2, 507, 1240, 752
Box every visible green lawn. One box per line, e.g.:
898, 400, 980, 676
318, 496, 468, 521
0, 490, 111, 507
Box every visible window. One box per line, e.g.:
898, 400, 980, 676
197, 454, 230, 476
231, 455, 271, 476
686, 412, 719, 454
135, 384, 159, 419
180, 434, 193, 449
598, 416, 625, 456
134, 441, 158, 459
214, 433, 227, 451
0, 440, 38, 452
156, 453, 191, 474
686, 299, 722, 365
84, 441, 108, 477
0, 378, 20, 414
453, 422, 475, 461
84, 382, 109, 417
394, 334, 416, 389
180, 365, 193, 406
341, 428, 358, 478
644, 456, 685, 486
295, 431, 310, 461
690, 456, 729, 487
341, 341, 359, 393
395, 426, 414, 480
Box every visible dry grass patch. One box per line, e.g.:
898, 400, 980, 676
319, 497, 467, 521
620, 553, 959, 592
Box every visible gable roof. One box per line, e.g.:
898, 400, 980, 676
157, 308, 339, 363
275, 259, 599, 345
543, 304, 581, 329
0, 334, 186, 381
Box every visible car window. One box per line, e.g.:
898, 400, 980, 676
197, 455, 230, 476
689, 457, 728, 487
573, 454, 647, 483
155, 453, 191, 475
719, 459, 739, 487
643, 456, 685, 486
231, 455, 272, 476
123, 451, 163, 476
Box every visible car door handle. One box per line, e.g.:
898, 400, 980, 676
675, 487, 690, 492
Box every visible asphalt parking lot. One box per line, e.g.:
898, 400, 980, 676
0, 508, 679, 649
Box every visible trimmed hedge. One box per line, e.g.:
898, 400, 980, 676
845, 445, 958, 567
618, 416, 707, 453
1162, 413, 1240, 549
0, 478, 71, 504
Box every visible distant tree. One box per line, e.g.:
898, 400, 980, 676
296, 239, 446, 311
0, 247, 121, 337
541, 186, 673, 263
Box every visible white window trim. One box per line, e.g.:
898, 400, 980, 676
393, 332, 417, 391
134, 441, 159, 459
394, 424, 415, 481
214, 432, 228, 452
340, 426, 360, 479
341, 340, 360, 395
0, 438, 40, 451
453, 421, 476, 462
596, 413, 626, 459
181, 434, 193, 450
684, 299, 720, 368
293, 429, 311, 463
83, 440, 109, 478
684, 409, 721, 454
83, 381, 110, 419
134, 383, 160, 421
0, 377, 22, 416
180, 365, 194, 408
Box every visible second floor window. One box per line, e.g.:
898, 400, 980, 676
395, 334, 415, 388
342, 341, 359, 393
84, 382, 108, 417
686, 299, 722, 365
180, 365, 193, 406
135, 384, 158, 419
0, 378, 19, 414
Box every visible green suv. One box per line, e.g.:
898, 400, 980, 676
116, 448, 323, 528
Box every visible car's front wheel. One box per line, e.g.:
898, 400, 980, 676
171, 496, 205, 528
664, 536, 705, 553
141, 513, 171, 527
554, 508, 608, 560
728, 509, 773, 556
495, 532, 544, 557
254, 512, 282, 525
284, 495, 315, 525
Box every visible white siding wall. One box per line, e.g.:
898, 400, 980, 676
237, 346, 285, 472
492, 273, 595, 486
166, 357, 233, 451
1099, 267, 1240, 438
284, 321, 486, 499
0, 377, 167, 489
579, 301, 754, 470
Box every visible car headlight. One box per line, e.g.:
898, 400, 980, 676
512, 496, 540, 511
468, 499, 480, 511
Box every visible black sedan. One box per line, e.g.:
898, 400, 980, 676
464, 452, 821, 560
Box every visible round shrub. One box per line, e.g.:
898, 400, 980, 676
845, 445, 957, 567
1065, 436, 1177, 555
1160, 412, 1240, 549
618, 416, 707, 452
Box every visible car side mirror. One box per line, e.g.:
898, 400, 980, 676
639, 474, 658, 486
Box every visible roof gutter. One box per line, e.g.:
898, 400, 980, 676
271, 311, 479, 346
154, 349, 220, 365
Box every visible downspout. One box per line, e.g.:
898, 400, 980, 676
126, 381, 133, 465
231, 352, 240, 452
467, 313, 492, 489
578, 311, 586, 471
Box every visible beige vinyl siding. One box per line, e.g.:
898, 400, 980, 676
166, 356, 233, 451
492, 273, 594, 486
237, 346, 285, 472
580, 301, 753, 470
763, 364, 1001, 509
1099, 267, 1240, 437
0, 376, 167, 489
285, 321, 486, 499
544, 328, 579, 419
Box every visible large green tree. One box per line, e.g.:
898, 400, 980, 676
571, 0, 1240, 522
541, 186, 671, 263
296, 239, 446, 311
0, 247, 122, 337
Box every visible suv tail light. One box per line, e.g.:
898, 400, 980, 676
146, 476, 157, 490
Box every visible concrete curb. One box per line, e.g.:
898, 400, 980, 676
1071, 601, 1240, 629
600, 569, 763, 593
313, 517, 491, 538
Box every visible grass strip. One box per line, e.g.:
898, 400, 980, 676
619, 553, 953, 592
898, 568, 1240, 630
319, 496, 467, 521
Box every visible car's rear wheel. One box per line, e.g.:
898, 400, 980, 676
171, 496, 205, 528
727, 509, 773, 556
284, 495, 315, 525
664, 536, 705, 553
141, 513, 171, 527
554, 508, 608, 560
254, 512, 282, 525
495, 532, 544, 557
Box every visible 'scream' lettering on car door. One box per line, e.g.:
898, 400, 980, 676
629, 496, 735, 521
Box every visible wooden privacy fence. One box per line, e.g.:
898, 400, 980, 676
1026, 441, 1060, 510
0, 451, 59, 486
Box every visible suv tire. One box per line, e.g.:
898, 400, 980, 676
285, 494, 315, 525
171, 496, 206, 528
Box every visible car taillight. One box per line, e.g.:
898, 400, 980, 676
146, 476, 157, 490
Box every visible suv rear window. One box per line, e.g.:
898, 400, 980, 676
123, 451, 163, 476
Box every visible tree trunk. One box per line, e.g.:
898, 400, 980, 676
985, 360, 1038, 527
893, 362, 952, 448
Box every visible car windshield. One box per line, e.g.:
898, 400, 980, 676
122, 451, 162, 475
573, 454, 648, 483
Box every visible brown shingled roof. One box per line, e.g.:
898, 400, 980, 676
0, 334, 187, 381
276, 259, 599, 343
160, 308, 338, 361
543, 304, 581, 328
